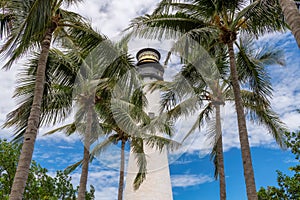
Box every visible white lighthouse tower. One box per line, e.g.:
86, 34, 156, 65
124, 48, 173, 200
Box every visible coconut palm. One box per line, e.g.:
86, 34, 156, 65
128, 1, 287, 198
2, 19, 107, 145
5, 46, 137, 200
148, 36, 287, 200
2, 46, 101, 200
2, 9, 108, 143
94, 75, 149, 200
3, 20, 173, 197
0, 0, 13, 38
1, 2, 115, 198
46, 71, 177, 200
89, 40, 178, 197
73, 47, 141, 200
279, 0, 300, 48
0, 1, 100, 198
2, 48, 77, 141
97, 70, 178, 198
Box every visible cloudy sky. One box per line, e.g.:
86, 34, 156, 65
1, 1, 300, 200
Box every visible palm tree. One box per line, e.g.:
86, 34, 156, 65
76, 98, 96, 200
8, 46, 137, 200
149, 36, 287, 200
94, 76, 148, 200
279, 0, 300, 48
128, 1, 286, 199
94, 89, 177, 199
2, 46, 102, 200
46, 70, 176, 200
3, 20, 173, 197
0, 1, 106, 197
1, 3, 58, 197
73, 47, 140, 199
98, 71, 178, 197
29, 32, 148, 199
0, 0, 13, 38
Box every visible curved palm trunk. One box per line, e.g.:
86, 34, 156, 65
227, 42, 258, 200
215, 105, 226, 200
279, 0, 300, 48
9, 28, 54, 200
77, 106, 92, 200
118, 139, 126, 200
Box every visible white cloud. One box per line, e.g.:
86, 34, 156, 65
166, 31, 300, 158
171, 174, 213, 187
69, 169, 120, 200
283, 157, 298, 164
168, 96, 293, 160
94, 187, 118, 200
0, 68, 18, 127
1, 2, 300, 199
57, 145, 75, 149
68, 0, 160, 37
37, 161, 120, 199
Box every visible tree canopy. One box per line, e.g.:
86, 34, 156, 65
0, 139, 95, 200
257, 131, 300, 200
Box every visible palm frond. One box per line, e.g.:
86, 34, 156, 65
1, 0, 52, 69
238, 0, 286, 36
210, 142, 219, 180
181, 102, 214, 143
167, 95, 203, 120
62, 0, 83, 7
0, 12, 12, 39
89, 135, 117, 158
241, 90, 288, 148
128, 13, 208, 41
110, 98, 140, 136
64, 159, 83, 174
131, 137, 147, 190
44, 123, 77, 136
141, 112, 174, 137
236, 36, 275, 98
144, 134, 181, 152
57, 12, 106, 54
2, 49, 76, 141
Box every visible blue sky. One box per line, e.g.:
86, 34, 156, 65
1, 1, 300, 199
29, 139, 296, 200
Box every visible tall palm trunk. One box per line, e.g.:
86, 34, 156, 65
9, 27, 54, 200
227, 42, 258, 200
118, 139, 126, 200
215, 104, 226, 200
77, 106, 92, 200
279, 0, 300, 48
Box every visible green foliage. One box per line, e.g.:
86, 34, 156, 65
0, 139, 19, 198
0, 139, 94, 199
257, 131, 300, 200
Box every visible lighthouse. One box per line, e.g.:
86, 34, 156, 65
123, 48, 173, 200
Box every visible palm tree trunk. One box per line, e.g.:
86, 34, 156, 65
215, 105, 226, 200
279, 0, 300, 48
77, 106, 92, 200
118, 139, 126, 200
9, 28, 53, 200
227, 42, 258, 200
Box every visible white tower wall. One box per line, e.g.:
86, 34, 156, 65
124, 49, 173, 200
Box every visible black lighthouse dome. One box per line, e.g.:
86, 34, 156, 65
136, 48, 164, 81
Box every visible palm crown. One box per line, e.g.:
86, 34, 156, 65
127, 1, 287, 199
